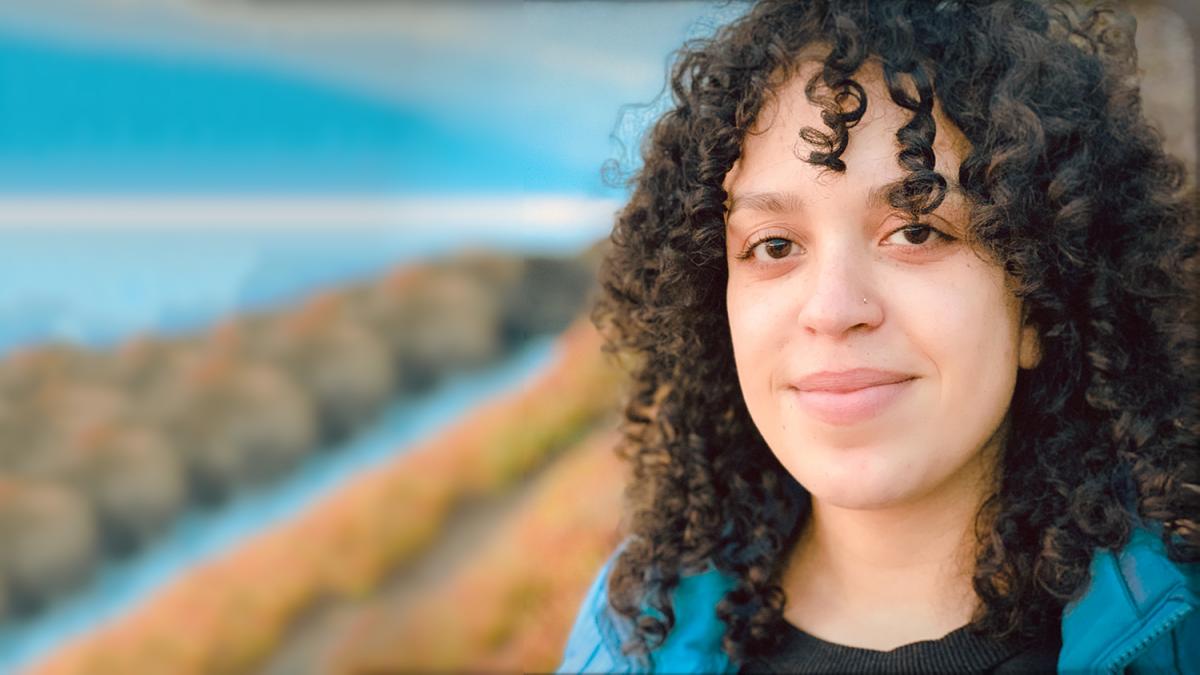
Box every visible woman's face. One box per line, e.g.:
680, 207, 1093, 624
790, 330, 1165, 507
724, 63, 1040, 511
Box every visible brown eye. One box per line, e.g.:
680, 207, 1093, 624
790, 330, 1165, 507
744, 235, 792, 258
901, 225, 932, 244
738, 234, 802, 263
762, 238, 792, 258
883, 222, 955, 248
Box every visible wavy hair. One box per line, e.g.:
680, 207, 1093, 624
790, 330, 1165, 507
592, 0, 1199, 662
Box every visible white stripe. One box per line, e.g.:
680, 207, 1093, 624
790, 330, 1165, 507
0, 195, 622, 229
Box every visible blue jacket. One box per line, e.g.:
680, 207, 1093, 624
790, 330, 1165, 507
558, 529, 1199, 673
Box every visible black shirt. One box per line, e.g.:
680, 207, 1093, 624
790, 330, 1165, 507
740, 621, 1061, 674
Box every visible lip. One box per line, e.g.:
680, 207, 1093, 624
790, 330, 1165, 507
787, 369, 916, 426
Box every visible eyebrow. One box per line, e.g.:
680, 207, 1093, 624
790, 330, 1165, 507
726, 179, 965, 217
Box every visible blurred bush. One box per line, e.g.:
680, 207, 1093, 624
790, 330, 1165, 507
0, 248, 599, 622
31, 317, 623, 675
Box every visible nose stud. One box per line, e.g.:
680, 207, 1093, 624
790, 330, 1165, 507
863, 297, 868, 304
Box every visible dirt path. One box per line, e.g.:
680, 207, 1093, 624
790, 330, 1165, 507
257, 461, 549, 675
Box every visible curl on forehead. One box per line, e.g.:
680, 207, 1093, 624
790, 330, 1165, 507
725, 56, 973, 224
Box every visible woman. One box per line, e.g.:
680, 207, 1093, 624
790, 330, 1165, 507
559, 0, 1198, 672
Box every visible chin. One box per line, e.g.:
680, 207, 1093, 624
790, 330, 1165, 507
804, 476, 916, 511
810, 484, 916, 511
778, 443, 926, 511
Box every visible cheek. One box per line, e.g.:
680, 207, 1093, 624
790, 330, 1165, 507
903, 263, 1018, 363
727, 281, 781, 358
726, 281, 785, 404
902, 265, 1022, 422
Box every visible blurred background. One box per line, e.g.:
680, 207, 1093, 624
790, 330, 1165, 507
0, 1, 1192, 673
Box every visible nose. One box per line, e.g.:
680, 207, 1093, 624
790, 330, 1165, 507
795, 245, 883, 338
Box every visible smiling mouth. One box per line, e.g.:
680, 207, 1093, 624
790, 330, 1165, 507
786, 377, 916, 426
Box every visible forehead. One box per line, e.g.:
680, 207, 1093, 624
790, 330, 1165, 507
723, 58, 971, 197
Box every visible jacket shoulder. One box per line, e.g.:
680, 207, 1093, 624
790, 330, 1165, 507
557, 544, 738, 674
1061, 528, 1200, 673
557, 547, 644, 673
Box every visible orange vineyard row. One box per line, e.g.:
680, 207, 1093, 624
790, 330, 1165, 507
32, 320, 623, 675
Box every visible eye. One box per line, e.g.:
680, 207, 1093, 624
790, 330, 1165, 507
738, 235, 801, 263
759, 237, 794, 259
883, 222, 954, 247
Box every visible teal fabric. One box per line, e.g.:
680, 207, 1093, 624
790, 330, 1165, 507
558, 530, 1198, 673
1059, 528, 1199, 673
557, 551, 736, 673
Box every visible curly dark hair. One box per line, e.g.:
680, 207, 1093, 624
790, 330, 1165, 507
591, 0, 1199, 664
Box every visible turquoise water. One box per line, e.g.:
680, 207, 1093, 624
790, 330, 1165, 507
0, 334, 559, 674
0, 4, 744, 196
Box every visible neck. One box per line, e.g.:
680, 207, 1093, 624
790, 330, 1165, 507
780, 445, 996, 650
